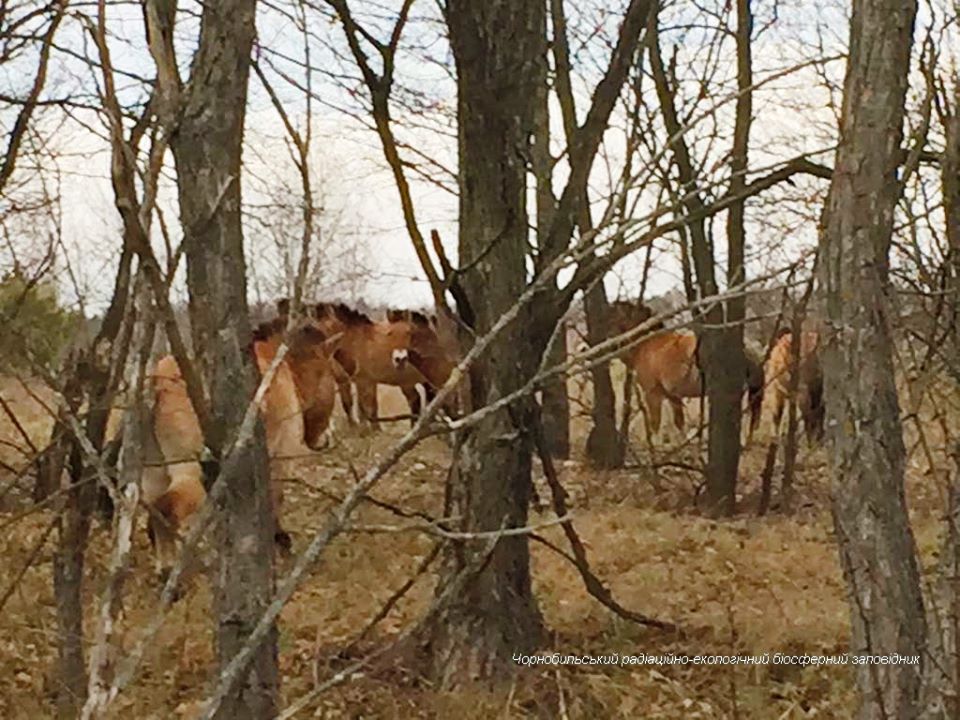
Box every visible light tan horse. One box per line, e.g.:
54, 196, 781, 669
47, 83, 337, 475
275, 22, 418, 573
760, 329, 823, 443
608, 301, 764, 441
142, 319, 340, 578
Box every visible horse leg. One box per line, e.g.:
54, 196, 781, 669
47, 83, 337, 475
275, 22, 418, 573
670, 397, 685, 441
270, 477, 292, 554
151, 475, 202, 592
355, 379, 379, 430
643, 388, 664, 444
338, 379, 355, 425
400, 384, 422, 426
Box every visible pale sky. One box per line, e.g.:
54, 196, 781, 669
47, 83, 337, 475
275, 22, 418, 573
2, 0, 951, 317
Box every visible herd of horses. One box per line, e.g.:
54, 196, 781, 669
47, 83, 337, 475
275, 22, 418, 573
140, 299, 823, 577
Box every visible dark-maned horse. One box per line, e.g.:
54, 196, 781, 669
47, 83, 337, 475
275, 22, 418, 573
608, 300, 764, 440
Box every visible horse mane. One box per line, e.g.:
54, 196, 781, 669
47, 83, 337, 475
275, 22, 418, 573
387, 308, 433, 329
252, 317, 332, 352
332, 303, 372, 326
410, 310, 431, 328
610, 300, 663, 333
252, 317, 286, 342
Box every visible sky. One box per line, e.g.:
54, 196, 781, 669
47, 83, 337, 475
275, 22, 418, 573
1, 0, 951, 317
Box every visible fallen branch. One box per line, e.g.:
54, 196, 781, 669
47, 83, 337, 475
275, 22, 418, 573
531, 405, 676, 632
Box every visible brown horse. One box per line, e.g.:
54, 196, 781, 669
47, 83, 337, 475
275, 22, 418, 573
608, 301, 764, 440
313, 303, 457, 426
760, 329, 823, 443
142, 318, 340, 578
384, 309, 459, 421
254, 317, 344, 449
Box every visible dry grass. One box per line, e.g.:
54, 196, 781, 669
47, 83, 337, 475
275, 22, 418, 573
0, 373, 953, 719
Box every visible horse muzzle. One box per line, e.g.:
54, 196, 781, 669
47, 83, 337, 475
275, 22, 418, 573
391, 349, 409, 369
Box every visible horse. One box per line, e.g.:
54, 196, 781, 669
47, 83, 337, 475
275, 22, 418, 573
254, 316, 342, 450
313, 303, 456, 426
760, 329, 824, 443
141, 318, 341, 579
384, 309, 459, 421
607, 300, 765, 441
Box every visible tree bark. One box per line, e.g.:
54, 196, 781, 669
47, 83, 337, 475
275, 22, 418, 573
649, 20, 740, 515
168, 1, 279, 716
818, 1, 924, 717
421, 0, 654, 684
584, 285, 624, 468
922, 68, 960, 718
706, 0, 753, 514
549, 0, 623, 468
422, 0, 546, 686
52, 246, 135, 717
530, 10, 570, 461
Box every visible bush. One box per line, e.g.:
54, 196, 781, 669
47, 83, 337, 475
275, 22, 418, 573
0, 270, 78, 372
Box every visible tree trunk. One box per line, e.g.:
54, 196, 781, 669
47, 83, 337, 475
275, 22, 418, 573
169, 1, 278, 716
422, 0, 546, 686
51, 239, 134, 716
530, 33, 570, 461
704, 0, 752, 515
940, 79, 960, 384
584, 284, 624, 468
548, 0, 623, 468
818, 1, 924, 717
921, 66, 960, 718
53, 440, 93, 719
649, 21, 741, 515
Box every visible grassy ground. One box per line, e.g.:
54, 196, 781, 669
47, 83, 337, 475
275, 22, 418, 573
0, 373, 953, 719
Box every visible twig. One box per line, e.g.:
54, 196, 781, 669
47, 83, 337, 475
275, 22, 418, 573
531, 406, 676, 631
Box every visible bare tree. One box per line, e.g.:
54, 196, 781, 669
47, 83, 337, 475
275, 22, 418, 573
818, 0, 925, 717
417, 0, 656, 684
146, 1, 279, 716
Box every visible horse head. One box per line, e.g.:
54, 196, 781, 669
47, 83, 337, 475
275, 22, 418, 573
608, 300, 658, 337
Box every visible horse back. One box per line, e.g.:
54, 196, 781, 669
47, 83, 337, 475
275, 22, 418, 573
630, 332, 700, 396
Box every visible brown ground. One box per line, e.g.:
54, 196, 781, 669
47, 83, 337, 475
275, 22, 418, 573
0, 372, 954, 719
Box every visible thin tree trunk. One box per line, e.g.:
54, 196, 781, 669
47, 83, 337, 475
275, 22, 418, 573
531, 33, 570, 461
707, 0, 753, 514
53, 434, 93, 719
922, 73, 960, 717
649, 20, 738, 515
818, 1, 923, 717
584, 285, 624, 467
550, 0, 622, 467
52, 236, 135, 717
168, 1, 278, 716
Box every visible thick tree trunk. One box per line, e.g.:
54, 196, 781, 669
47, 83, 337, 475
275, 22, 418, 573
818, 1, 923, 718
423, 0, 546, 686
169, 1, 278, 716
